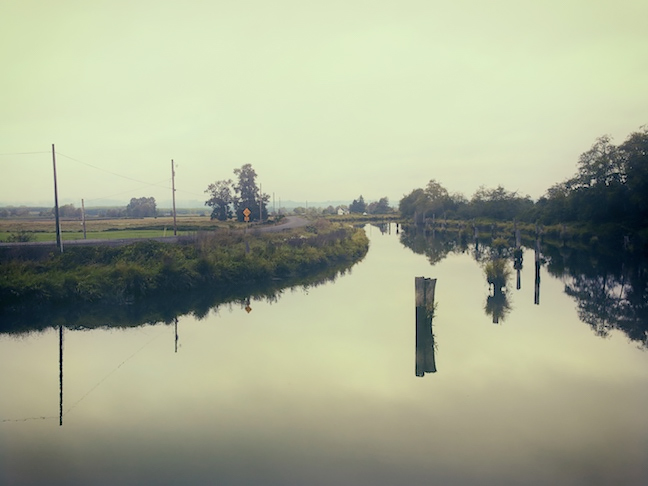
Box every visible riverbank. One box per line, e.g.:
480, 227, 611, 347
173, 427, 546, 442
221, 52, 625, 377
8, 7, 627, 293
400, 218, 648, 256
0, 220, 369, 315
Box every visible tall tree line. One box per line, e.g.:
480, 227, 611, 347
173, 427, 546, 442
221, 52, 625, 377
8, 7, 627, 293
205, 164, 269, 222
400, 126, 648, 233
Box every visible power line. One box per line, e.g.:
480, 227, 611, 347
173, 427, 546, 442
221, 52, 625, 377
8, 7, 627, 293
55, 151, 171, 190
63, 331, 163, 418
0, 151, 49, 156
1, 415, 58, 423
176, 187, 209, 199
2, 148, 209, 201
84, 178, 172, 203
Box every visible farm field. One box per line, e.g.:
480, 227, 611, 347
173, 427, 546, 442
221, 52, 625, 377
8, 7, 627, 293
0, 215, 235, 242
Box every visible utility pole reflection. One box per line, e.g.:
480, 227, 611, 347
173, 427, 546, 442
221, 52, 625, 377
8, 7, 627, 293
174, 317, 179, 353
59, 324, 64, 426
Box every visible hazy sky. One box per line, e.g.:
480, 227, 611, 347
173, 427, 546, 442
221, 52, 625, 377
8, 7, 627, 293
2, 0, 647, 207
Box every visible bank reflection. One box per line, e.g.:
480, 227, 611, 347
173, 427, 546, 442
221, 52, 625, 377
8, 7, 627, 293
399, 221, 647, 347
415, 277, 437, 377
0, 258, 359, 336
2, 261, 364, 426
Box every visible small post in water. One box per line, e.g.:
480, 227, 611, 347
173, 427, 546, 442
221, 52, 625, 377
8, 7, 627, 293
415, 277, 437, 377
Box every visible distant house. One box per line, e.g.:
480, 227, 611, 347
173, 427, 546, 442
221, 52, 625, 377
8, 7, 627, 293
337, 208, 348, 216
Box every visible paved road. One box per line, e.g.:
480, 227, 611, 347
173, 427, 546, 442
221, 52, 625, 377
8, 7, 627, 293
256, 216, 309, 232
0, 216, 310, 249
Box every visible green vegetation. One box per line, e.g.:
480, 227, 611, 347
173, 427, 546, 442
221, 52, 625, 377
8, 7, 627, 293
0, 229, 191, 242
399, 126, 648, 253
0, 221, 368, 315
0, 251, 359, 335
399, 221, 648, 345
0, 215, 258, 243
484, 258, 512, 291
126, 197, 157, 217
205, 163, 270, 222
325, 213, 401, 223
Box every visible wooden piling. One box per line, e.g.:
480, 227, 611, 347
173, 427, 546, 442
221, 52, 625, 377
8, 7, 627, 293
415, 277, 437, 377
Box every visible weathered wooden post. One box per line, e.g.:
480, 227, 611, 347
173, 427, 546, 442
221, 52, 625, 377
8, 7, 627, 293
514, 219, 522, 290
534, 237, 541, 305
415, 277, 437, 377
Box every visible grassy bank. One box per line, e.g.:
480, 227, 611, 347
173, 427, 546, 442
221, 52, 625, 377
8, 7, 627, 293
400, 218, 646, 255
0, 220, 368, 314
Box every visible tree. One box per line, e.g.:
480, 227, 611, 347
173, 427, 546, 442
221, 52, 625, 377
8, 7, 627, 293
367, 197, 391, 214
205, 179, 234, 221
399, 188, 426, 218
126, 197, 157, 218
58, 204, 81, 218
619, 126, 648, 226
469, 185, 533, 220
569, 135, 622, 189
349, 195, 366, 213
398, 180, 451, 219
232, 164, 269, 222
423, 180, 450, 216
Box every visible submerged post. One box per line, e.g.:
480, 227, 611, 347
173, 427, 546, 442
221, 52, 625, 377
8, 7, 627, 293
534, 237, 541, 305
415, 277, 437, 377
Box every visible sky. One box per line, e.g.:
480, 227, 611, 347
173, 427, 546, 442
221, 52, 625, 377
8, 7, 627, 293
1, 0, 647, 208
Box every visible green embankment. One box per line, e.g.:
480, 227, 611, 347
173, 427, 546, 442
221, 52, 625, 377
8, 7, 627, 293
0, 230, 194, 242
0, 221, 369, 311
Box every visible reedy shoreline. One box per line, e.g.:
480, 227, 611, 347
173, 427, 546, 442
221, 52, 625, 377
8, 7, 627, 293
0, 221, 369, 320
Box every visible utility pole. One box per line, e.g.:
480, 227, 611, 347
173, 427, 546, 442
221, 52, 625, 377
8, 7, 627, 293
171, 159, 177, 236
52, 144, 63, 253
259, 183, 263, 222
81, 199, 87, 239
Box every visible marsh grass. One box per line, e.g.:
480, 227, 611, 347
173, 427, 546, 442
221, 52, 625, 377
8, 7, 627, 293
484, 258, 512, 291
0, 222, 369, 315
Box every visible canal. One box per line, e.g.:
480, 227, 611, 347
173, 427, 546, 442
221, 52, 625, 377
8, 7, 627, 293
1, 223, 647, 485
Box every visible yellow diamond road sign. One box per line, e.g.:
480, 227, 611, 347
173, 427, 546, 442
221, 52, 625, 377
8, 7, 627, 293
243, 207, 251, 222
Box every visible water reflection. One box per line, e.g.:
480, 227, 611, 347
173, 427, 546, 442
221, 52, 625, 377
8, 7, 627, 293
543, 243, 648, 347
174, 317, 179, 353
400, 223, 648, 347
415, 277, 437, 377
59, 324, 64, 426
0, 260, 361, 337
484, 259, 512, 324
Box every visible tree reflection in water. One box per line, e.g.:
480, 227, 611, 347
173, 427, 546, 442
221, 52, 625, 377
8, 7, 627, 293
544, 244, 648, 347
484, 259, 512, 324
400, 223, 648, 347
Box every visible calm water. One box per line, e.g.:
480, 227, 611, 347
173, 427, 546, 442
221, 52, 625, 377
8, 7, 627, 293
2, 224, 647, 486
